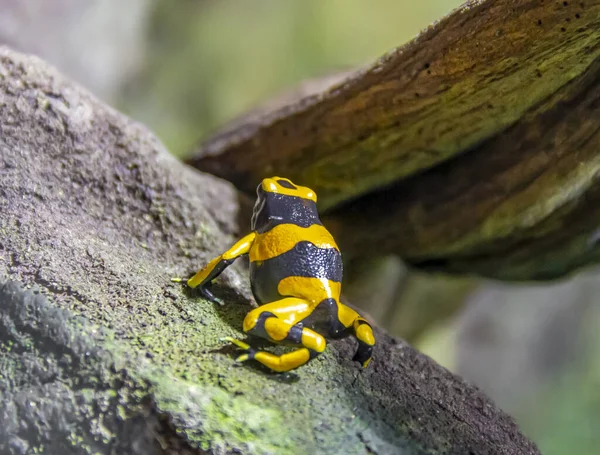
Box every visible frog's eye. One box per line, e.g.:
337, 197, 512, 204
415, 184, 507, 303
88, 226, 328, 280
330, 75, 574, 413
276, 179, 297, 190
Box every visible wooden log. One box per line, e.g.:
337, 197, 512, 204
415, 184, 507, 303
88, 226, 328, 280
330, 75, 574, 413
187, 0, 600, 280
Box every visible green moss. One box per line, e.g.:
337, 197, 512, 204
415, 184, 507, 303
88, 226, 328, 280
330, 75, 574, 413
98, 323, 301, 453
156, 380, 295, 454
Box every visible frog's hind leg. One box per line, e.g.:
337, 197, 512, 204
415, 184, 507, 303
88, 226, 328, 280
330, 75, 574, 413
351, 315, 376, 367
323, 299, 375, 368
226, 297, 326, 372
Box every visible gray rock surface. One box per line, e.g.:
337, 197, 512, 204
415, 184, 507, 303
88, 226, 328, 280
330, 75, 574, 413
0, 0, 151, 104
0, 47, 539, 455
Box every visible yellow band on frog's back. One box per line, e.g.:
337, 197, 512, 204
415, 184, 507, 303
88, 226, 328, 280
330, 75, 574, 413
277, 276, 342, 304
249, 223, 338, 262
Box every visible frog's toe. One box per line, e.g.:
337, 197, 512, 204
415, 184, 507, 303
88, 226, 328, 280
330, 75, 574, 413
198, 286, 223, 305
220, 337, 257, 361
221, 337, 254, 351
235, 352, 255, 363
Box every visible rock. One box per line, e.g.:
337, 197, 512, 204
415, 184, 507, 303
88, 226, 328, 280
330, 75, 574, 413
0, 0, 151, 104
0, 47, 538, 454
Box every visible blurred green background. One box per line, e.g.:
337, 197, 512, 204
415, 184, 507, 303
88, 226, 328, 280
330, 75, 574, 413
2, 1, 597, 453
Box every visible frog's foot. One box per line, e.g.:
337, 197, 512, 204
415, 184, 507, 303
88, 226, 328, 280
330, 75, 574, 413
220, 336, 257, 362
222, 336, 313, 373
173, 275, 224, 304
196, 285, 224, 305
352, 317, 375, 368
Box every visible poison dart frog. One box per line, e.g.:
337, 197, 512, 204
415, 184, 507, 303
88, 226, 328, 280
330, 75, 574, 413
187, 176, 375, 372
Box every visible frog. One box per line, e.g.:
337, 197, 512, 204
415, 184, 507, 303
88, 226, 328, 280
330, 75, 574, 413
186, 176, 375, 372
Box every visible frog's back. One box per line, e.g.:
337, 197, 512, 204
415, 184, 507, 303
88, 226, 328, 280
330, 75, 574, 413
249, 178, 343, 305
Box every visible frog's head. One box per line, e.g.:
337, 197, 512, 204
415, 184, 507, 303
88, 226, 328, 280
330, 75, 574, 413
251, 177, 319, 232
258, 177, 317, 202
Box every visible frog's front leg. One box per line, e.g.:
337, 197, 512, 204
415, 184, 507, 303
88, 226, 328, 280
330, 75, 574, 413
187, 232, 256, 302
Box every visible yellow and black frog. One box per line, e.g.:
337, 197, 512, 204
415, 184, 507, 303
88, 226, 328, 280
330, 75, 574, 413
187, 176, 375, 372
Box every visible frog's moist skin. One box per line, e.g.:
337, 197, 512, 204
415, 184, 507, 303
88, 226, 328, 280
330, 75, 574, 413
187, 176, 376, 373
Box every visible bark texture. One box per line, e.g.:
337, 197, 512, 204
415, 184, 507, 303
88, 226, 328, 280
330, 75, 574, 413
187, 0, 600, 280
0, 48, 539, 454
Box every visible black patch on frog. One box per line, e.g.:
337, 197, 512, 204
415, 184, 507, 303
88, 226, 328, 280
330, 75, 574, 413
285, 324, 304, 344
247, 311, 277, 339
191, 258, 235, 290
251, 189, 321, 234
249, 241, 343, 304
308, 348, 323, 359
276, 179, 297, 189
319, 298, 352, 338
353, 341, 374, 365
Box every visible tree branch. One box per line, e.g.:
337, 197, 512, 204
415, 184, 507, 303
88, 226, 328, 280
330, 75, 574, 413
187, 0, 600, 280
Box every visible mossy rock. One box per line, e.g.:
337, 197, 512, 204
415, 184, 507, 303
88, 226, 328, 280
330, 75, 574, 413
0, 47, 538, 455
